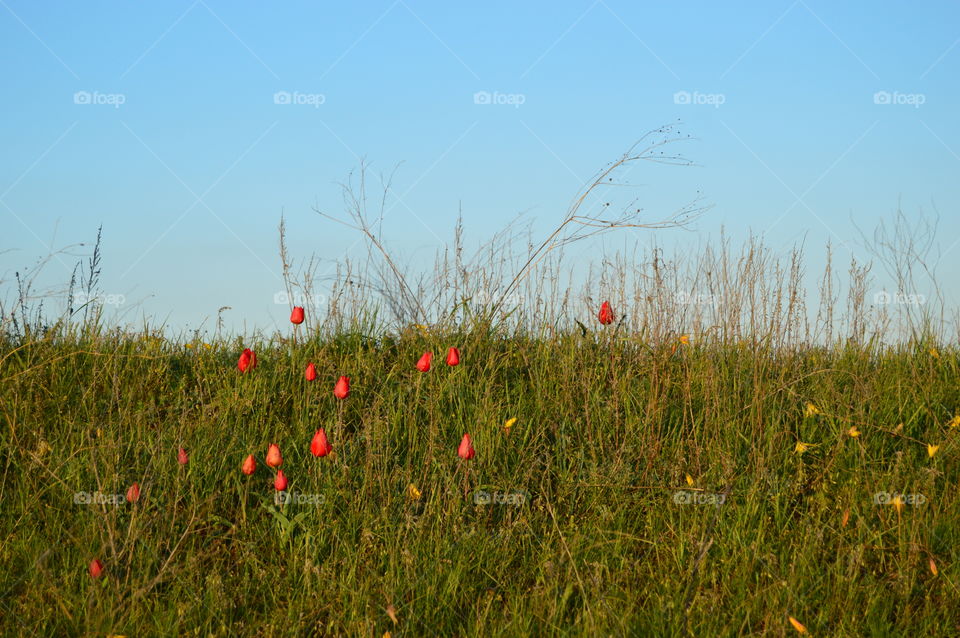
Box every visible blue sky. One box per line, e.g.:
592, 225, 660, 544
2, 1, 958, 335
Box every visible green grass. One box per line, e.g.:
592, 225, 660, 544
2, 327, 959, 636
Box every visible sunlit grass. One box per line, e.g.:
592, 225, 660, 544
1, 326, 958, 636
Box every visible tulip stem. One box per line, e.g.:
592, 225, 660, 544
458, 458, 473, 501
416, 373, 432, 474
429, 375, 437, 460
241, 478, 250, 527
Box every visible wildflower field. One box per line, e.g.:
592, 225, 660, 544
2, 310, 959, 636
3, 171, 958, 635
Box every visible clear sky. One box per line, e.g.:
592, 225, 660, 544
2, 1, 958, 336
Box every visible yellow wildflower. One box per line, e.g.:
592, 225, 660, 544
795, 441, 815, 454
406, 484, 422, 501
804, 402, 821, 417
412, 324, 430, 336
892, 495, 905, 514
504, 417, 517, 432
927, 444, 940, 458
848, 426, 860, 438
788, 616, 807, 634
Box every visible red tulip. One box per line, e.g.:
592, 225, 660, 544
310, 428, 332, 457
126, 482, 140, 503
416, 352, 433, 372
177, 447, 189, 465
457, 433, 475, 460
305, 363, 317, 381
237, 348, 257, 373
598, 301, 615, 325
274, 469, 288, 491
290, 306, 305, 325
446, 347, 460, 366
241, 454, 257, 475
266, 443, 283, 468
89, 558, 104, 579
334, 375, 350, 399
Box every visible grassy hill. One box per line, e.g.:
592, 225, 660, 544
2, 323, 958, 636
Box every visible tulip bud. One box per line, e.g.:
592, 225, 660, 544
89, 558, 104, 579
446, 347, 460, 366
290, 306, 305, 325
274, 469, 288, 491
237, 348, 257, 373
305, 363, 317, 381
241, 454, 257, 475
177, 447, 189, 465
126, 482, 140, 503
598, 301, 614, 325
334, 375, 350, 399
416, 352, 433, 372
457, 433, 475, 460
266, 443, 283, 468
310, 428, 332, 457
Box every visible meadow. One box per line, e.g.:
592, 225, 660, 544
2, 311, 959, 636
2, 145, 959, 635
